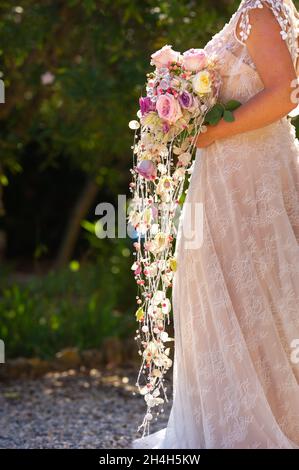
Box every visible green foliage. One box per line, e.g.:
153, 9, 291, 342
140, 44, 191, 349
0, 240, 136, 359
0, 1, 241, 177
204, 100, 242, 125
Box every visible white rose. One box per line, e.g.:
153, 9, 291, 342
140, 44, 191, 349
192, 70, 212, 95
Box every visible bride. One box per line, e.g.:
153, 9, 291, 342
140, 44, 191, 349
133, 0, 299, 449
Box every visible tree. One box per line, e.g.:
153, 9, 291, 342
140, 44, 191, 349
0, 1, 247, 265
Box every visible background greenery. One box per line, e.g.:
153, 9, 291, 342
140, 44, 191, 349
0, 0, 298, 359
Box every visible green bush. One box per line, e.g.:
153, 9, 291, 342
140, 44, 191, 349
0, 239, 136, 359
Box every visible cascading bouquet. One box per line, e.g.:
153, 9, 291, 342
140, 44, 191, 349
128, 45, 240, 437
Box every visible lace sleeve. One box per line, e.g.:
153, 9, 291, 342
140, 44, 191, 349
234, 0, 299, 67
234, 0, 299, 116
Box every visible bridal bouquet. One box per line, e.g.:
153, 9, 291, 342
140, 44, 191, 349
128, 45, 240, 436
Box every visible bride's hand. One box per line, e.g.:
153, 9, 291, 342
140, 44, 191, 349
195, 125, 217, 149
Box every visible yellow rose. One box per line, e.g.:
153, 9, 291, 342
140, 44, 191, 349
169, 257, 177, 272
192, 70, 212, 95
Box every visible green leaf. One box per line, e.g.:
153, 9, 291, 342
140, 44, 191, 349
0, 174, 8, 186
69, 260, 80, 272
204, 104, 223, 125
81, 219, 96, 234
223, 110, 235, 122
207, 116, 221, 126
225, 100, 242, 111
212, 103, 225, 113
135, 307, 144, 321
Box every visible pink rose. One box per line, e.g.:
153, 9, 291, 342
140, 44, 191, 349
150, 45, 181, 69
182, 48, 207, 72
136, 160, 157, 180
156, 93, 183, 124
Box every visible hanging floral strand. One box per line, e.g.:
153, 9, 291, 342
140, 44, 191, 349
128, 45, 239, 437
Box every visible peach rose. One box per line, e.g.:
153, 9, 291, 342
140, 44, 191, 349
150, 45, 181, 69
182, 48, 207, 72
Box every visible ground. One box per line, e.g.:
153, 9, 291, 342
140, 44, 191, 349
0, 367, 172, 449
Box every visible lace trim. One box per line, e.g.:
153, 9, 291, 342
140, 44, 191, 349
234, 0, 299, 64
225, 41, 258, 70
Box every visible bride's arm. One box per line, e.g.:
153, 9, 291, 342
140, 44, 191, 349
196, 6, 298, 148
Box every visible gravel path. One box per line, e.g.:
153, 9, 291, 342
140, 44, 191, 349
0, 367, 172, 449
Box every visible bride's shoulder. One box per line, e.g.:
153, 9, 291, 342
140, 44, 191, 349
234, 0, 297, 45
236, 0, 293, 19
236, 0, 290, 19
204, 0, 294, 54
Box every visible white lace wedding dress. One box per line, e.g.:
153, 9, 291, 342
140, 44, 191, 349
133, 0, 299, 449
